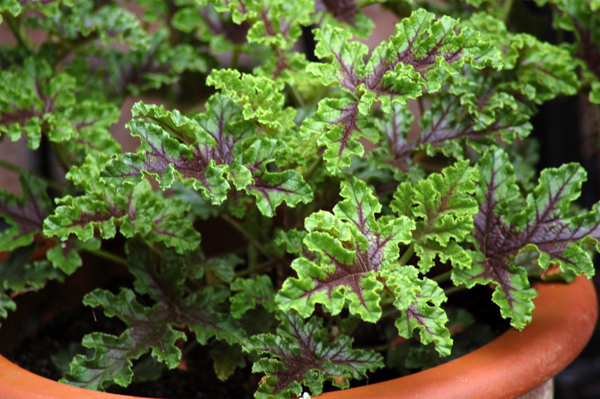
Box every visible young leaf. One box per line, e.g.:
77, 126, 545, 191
233, 137, 314, 217
103, 96, 251, 203
304, 9, 502, 173
207, 69, 297, 133
103, 96, 312, 217
244, 311, 383, 399
31, 0, 149, 49
300, 97, 379, 174
308, 9, 502, 108
391, 160, 479, 272
212, 0, 312, 50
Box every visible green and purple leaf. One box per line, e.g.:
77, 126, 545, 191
304, 9, 502, 173
243, 311, 383, 399
453, 148, 599, 329
103, 96, 311, 217
276, 178, 414, 323
45, 156, 201, 254
0, 172, 52, 252
381, 265, 451, 356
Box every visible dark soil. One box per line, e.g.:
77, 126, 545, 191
1, 264, 511, 399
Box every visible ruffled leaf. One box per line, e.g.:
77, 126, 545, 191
45, 156, 200, 254
0, 58, 76, 149
0, 172, 52, 252
243, 311, 383, 399
277, 178, 414, 323
207, 69, 297, 133
61, 288, 187, 390
62, 242, 245, 390
391, 160, 479, 272
381, 265, 451, 356
230, 275, 276, 318
455, 148, 599, 329
308, 9, 502, 108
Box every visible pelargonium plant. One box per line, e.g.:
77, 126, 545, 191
1, 0, 599, 397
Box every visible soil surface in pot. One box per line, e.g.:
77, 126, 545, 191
2, 274, 510, 399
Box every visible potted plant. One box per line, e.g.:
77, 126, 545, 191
0, 0, 598, 398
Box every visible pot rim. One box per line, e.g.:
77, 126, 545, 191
0, 277, 596, 399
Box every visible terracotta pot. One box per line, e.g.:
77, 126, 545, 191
0, 277, 596, 399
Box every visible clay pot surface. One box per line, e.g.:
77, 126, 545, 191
320, 276, 598, 399
0, 277, 596, 399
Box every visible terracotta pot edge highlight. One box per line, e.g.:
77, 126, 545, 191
318, 276, 598, 399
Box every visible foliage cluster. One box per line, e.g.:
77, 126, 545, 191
1, 0, 600, 397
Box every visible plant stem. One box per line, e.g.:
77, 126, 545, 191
398, 243, 414, 266
86, 248, 129, 266
381, 306, 400, 320
234, 258, 277, 277
3, 13, 31, 51
303, 156, 323, 181
501, 0, 515, 22
0, 158, 64, 192
444, 284, 467, 296
220, 214, 264, 251
289, 84, 306, 109
432, 270, 452, 283
0, 157, 25, 174
230, 47, 240, 69
417, 97, 425, 117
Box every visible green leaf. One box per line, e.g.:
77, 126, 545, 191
457, 148, 600, 329
210, 342, 245, 381
0, 244, 64, 322
0, 292, 17, 320
235, 138, 314, 217
0, 57, 76, 149
32, 0, 149, 49
207, 69, 297, 133
104, 97, 310, 217
300, 97, 379, 174
0, 171, 52, 252
182, 287, 246, 346
277, 178, 414, 323
391, 160, 479, 272
230, 275, 276, 318
308, 9, 502, 110
314, 0, 376, 38
46, 237, 101, 274
125, 240, 187, 303
0, 0, 21, 17
104, 96, 252, 203
45, 164, 200, 254
382, 265, 451, 356
61, 289, 186, 390
211, 0, 312, 50
452, 256, 538, 330
244, 311, 383, 399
